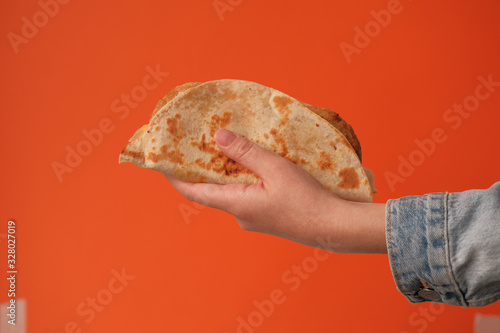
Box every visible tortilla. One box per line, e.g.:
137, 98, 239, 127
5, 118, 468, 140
119, 79, 373, 202
150, 82, 363, 162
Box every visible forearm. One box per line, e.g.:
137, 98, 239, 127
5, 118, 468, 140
333, 200, 387, 254
290, 194, 387, 254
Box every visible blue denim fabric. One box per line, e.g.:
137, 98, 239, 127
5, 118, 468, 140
385, 182, 500, 307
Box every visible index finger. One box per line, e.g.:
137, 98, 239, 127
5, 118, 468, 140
164, 175, 252, 213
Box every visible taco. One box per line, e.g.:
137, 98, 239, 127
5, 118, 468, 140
119, 79, 375, 202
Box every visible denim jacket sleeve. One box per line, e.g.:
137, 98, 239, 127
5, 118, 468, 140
385, 182, 500, 307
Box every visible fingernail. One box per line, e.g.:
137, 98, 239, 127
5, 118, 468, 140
215, 129, 237, 147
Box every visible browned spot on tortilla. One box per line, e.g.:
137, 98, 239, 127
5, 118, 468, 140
316, 124, 319, 127
151, 138, 156, 143
121, 149, 144, 161
264, 133, 269, 139
275, 136, 288, 157
268, 127, 289, 158
166, 115, 185, 144
317, 151, 334, 171
300, 158, 310, 165
194, 158, 206, 169
191, 133, 216, 155
273, 96, 293, 115
147, 144, 184, 165
205, 83, 238, 102
222, 158, 243, 176
152, 147, 156, 151
217, 155, 252, 178
273, 95, 293, 126
190, 133, 253, 178
182, 84, 237, 120
208, 112, 233, 137
167, 117, 178, 136
287, 154, 299, 164
338, 167, 360, 189
147, 149, 160, 163
155, 126, 160, 131
329, 140, 337, 150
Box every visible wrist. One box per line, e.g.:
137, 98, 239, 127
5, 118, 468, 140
331, 198, 387, 254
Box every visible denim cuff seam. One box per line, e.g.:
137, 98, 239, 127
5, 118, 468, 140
442, 192, 468, 307
385, 199, 411, 301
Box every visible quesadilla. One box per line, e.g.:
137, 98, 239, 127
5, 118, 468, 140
119, 79, 375, 202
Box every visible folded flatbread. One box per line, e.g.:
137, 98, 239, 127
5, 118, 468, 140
120, 79, 374, 202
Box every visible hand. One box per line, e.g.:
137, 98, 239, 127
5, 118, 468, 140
165, 129, 387, 253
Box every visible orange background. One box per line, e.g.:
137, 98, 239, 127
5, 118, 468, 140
1, 0, 500, 332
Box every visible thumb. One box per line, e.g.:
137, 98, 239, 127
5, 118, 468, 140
215, 128, 286, 181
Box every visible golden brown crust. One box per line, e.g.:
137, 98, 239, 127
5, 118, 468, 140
302, 104, 362, 162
